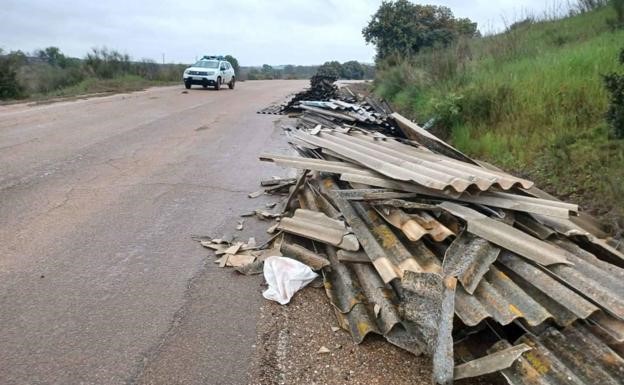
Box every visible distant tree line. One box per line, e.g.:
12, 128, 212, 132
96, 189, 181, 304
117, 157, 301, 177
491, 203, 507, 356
242, 61, 374, 81
316, 60, 375, 79
0, 46, 189, 100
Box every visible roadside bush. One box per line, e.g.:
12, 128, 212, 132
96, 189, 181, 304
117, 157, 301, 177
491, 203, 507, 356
156, 64, 187, 82
85, 47, 132, 79
0, 63, 24, 99
429, 93, 463, 137
613, 0, 624, 21
0, 50, 27, 99
375, 56, 431, 99
18, 63, 85, 94
606, 0, 624, 28
413, 44, 461, 82
603, 48, 624, 138
132, 59, 160, 80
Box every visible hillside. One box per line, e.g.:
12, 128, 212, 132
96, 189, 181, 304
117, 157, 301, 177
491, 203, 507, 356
374, 6, 624, 234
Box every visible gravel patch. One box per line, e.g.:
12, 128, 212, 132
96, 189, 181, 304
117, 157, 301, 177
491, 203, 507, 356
248, 285, 503, 385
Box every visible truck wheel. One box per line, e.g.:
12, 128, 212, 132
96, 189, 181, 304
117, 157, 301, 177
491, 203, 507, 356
184, 81, 191, 89
215, 77, 221, 90
228, 77, 235, 89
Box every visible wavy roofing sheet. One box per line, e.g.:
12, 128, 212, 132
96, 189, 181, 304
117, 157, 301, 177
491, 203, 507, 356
292, 129, 533, 193
260, 153, 576, 218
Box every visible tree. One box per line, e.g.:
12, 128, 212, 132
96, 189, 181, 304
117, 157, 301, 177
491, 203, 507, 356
317, 61, 342, 78
362, 64, 376, 79
36, 47, 69, 68
362, 0, 478, 60
224, 55, 240, 77
340, 61, 364, 79
261, 64, 275, 79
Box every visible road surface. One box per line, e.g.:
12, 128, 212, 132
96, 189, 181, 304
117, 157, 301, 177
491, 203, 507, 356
0, 80, 307, 385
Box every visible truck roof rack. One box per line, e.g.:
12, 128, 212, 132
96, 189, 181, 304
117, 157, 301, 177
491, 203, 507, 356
201, 55, 225, 61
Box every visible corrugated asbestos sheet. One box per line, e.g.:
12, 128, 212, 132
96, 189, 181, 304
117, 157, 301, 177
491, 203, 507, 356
207, 79, 624, 385
292, 130, 534, 193
329, 187, 615, 330
492, 323, 624, 385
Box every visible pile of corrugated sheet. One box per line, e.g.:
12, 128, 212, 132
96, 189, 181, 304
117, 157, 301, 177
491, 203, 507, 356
257, 74, 341, 115
204, 86, 624, 384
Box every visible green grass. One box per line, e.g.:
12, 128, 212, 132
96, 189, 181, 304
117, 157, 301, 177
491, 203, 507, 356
375, 6, 624, 232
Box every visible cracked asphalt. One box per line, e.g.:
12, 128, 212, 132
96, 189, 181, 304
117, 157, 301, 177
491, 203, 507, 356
0, 80, 307, 385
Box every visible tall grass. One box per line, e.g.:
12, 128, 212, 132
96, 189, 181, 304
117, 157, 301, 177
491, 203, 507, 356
375, 5, 624, 231
1, 47, 188, 101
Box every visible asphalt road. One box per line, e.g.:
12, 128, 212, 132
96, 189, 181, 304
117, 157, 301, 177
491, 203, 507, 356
0, 80, 307, 385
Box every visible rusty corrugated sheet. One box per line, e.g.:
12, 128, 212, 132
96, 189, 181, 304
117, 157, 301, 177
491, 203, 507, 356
443, 231, 501, 294
327, 187, 599, 330
374, 206, 455, 242
492, 323, 624, 385
319, 176, 612, 330
304, 186, 427, 355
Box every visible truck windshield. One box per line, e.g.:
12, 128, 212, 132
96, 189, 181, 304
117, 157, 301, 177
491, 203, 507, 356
193, 60, 219, 68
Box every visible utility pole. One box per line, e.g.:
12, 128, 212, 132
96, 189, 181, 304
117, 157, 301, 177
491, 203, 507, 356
162, 53, 165, 64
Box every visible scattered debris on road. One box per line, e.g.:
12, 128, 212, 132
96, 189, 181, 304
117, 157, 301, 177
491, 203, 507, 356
197, 81, 624, 385
317, 346, 330, 354
257, 74, 340, 115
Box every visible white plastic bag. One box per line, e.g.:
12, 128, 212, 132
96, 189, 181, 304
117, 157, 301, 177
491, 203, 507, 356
262, 256, 318, 305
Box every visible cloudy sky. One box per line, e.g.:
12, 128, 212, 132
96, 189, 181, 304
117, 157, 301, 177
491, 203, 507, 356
2, 0, 565, 65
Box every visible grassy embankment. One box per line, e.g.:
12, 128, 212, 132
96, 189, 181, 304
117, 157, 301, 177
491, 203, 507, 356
374, 6, 624, 232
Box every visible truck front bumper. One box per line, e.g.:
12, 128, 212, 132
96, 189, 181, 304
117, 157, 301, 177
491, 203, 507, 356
183, 76, 218, 86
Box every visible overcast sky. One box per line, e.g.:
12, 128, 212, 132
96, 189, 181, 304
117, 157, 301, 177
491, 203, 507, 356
2, 0, 566, 66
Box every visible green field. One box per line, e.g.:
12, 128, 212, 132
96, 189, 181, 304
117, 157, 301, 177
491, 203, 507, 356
374, 6, 624, 232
